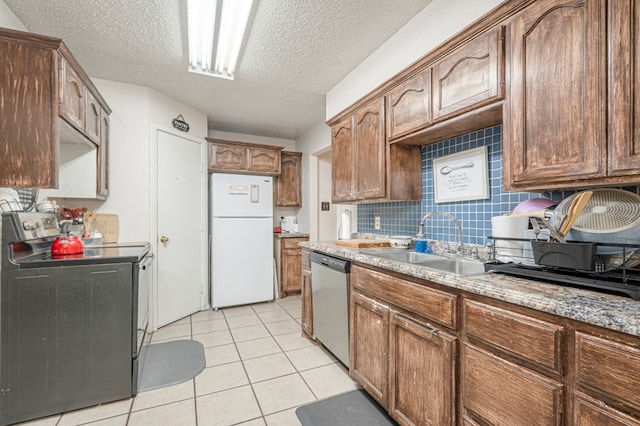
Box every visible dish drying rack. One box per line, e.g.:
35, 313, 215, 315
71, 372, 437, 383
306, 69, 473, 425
485, 236, 640, 300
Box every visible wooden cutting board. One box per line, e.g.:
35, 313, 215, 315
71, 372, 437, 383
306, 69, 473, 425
335, 239, 390, 248
92, 213, 119, 243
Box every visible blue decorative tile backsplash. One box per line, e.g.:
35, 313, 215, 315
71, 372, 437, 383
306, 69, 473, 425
358, 125, 565, 245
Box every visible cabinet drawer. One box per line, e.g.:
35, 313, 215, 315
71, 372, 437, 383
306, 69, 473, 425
351, 265, 457, 329
463, 300, 563, 373
301, 249, 311, 270
462, 343, 564, 426
575, 332, 640, 411
282, 237, 306, 250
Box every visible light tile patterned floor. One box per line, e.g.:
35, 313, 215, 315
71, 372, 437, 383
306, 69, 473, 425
17, 296, 358, 426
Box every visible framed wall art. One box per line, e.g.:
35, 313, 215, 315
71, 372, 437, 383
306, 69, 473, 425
433, 146, 489, 203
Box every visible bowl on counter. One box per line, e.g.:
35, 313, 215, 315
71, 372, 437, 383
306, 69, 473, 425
389, 236, 413, 248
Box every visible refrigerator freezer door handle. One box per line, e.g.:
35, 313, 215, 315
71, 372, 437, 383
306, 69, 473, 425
250, 184, 259, 203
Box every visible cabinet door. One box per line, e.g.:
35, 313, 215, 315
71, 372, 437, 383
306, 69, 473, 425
575, 332, 640, 414
574, 392, 640, 426
432, 27, 504, 122
354, 97, 386, 200
0, 39, 57, 188
301, 268, 313, 338
387, 68, 431, 140
350, 290, 390, 407
248, 147, 281, 174
504, 0, 606, 189
389, 313, 457, 426
97, 110, 109, 197
85, 90, 101, 144
331, 116, 355, 202
462, 343, 564, 425
60, 59, 85, 132
209, 143, 247, 171
280, 239, 303, 296
608, 0, 640, 176
275, 151, 302, 206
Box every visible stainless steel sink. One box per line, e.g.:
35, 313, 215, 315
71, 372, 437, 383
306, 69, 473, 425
415, 256, 486, 275
361, 250, 443, 263
363, 249, 485, 276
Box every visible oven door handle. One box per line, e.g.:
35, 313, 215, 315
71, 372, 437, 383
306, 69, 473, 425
140, 254, 155, 270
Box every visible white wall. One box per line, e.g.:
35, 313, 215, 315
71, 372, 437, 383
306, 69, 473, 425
0, 0, 27, 30
43, 79, 208, 243
326, 0, 503, 119
295, 122, 332, 240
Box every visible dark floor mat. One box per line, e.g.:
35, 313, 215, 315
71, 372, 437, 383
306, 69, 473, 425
137, 340, 205, 393
295, 389, 397, 426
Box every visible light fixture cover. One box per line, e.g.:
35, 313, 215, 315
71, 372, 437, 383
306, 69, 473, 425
187, 0, 254, 79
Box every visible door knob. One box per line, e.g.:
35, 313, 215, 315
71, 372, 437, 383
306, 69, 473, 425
160, 236, 169, 243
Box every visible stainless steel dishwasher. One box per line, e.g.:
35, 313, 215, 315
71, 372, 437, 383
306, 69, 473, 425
310, 252, 350, 367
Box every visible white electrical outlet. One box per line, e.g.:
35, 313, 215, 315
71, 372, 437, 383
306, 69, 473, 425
374, 216, 381, 230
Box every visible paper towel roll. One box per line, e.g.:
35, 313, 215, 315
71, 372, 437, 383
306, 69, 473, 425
491, 215, 529, 263
339, 210, 352, 240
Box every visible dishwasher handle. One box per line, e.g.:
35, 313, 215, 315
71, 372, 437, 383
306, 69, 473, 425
310, 252, 350, 273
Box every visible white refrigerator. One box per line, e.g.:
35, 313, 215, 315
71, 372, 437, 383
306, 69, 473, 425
210, 173, 274, 309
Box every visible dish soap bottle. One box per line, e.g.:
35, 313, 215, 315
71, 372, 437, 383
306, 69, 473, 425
415, 236, 429, 253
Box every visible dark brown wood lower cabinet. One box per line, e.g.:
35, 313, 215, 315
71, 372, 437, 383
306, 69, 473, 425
349, 290, 390, 407
389, 313, 457, 426
574, 392, 640, 426
462, 343, 564, 425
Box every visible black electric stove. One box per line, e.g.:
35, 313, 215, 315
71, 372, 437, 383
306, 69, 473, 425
0, 211, 152, 426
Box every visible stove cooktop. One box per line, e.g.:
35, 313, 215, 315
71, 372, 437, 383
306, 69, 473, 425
10, 244, 150, 268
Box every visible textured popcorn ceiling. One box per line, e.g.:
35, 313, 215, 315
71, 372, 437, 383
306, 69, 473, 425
5, 0, 432, 139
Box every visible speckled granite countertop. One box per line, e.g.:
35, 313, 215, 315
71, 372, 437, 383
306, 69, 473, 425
274, 233, 310, 239
301, 241, 640, 338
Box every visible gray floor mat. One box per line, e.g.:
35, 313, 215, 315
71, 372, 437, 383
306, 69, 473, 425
137, 340, 206, 393
295, 389, 397, 425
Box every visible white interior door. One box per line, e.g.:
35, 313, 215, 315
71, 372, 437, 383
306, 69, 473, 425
155, 128, 206, 328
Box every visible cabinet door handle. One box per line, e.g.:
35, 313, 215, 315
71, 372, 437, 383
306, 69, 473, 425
160, 236, 169, 243
395, 312, 439, 335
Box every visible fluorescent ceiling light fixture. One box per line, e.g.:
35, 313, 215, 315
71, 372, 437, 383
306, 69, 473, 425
187, 0, 254, 79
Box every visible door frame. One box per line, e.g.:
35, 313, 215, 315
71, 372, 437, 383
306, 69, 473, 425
150, 124, 208, 331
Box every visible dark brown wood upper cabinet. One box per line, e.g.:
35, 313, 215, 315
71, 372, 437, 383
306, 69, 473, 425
0, 27, 110, 191
432, 27, 505, 122
60, 58, 86, 133
608, 0, 640, 177
274, 151, 302, 207
331, 115, 355, 202
354, 98, 386, 200
504, 0, 607, 190
84, 90, 101, 144
386, 68, 432, 141
207, 139, 282, 176
331, 97, 421, 204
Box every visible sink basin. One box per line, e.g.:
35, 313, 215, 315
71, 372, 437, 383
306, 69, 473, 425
362, 250, 443, 263
415, 257, 486, 276
363, 250, 485, 276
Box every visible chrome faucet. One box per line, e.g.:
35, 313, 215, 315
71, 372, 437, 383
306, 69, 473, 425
417, 212, 463, 255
